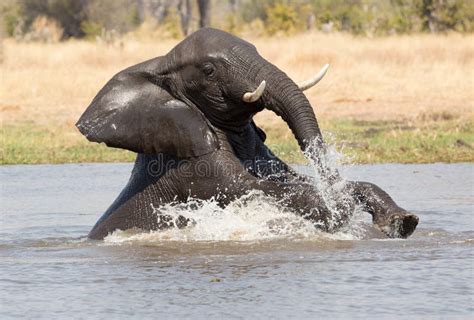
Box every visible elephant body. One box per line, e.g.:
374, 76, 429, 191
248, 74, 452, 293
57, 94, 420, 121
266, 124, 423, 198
78, 28, 418, 240
89, 121, 325, 239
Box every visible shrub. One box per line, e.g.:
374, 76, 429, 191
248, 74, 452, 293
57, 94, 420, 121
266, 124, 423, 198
1, 0, 23, 37
162, 7, 184, 39
265, 3, 299, 35
26, 15, 63, 42
80, 21, 102, 40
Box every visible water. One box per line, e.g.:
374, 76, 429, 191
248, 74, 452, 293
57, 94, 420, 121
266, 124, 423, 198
1, 163, 473, 319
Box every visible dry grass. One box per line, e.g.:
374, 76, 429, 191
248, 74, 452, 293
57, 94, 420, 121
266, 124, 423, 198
256, 32, 474, 124
1, 32, 473, 164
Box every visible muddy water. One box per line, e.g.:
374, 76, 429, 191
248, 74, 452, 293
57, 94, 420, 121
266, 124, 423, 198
1, 163, 472, 319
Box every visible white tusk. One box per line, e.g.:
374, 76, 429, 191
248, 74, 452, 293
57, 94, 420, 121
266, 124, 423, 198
242, 80, 266, 103
297, 64, 329, 91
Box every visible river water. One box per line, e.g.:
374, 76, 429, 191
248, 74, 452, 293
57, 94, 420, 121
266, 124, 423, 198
1, 163, 473, 319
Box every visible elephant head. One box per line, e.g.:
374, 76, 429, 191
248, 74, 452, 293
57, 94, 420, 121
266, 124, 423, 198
77, 28, 330, 168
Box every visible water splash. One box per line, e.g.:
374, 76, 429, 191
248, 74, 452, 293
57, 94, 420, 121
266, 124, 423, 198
105, 139, 366, 244
304, 139, 359, 232
104, 190, 367, 244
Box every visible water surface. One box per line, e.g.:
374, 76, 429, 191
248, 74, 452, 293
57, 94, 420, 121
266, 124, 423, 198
1, 163, 473, 319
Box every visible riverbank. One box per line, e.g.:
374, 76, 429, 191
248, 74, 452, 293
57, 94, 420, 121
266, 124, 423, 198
2, 116, 472, 165
1, 32, 473, 165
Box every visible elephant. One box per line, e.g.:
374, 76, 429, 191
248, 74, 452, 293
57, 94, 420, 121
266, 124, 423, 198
76, 28, 419, 240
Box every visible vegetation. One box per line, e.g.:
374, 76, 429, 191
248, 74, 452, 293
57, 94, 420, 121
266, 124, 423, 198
263, 118, 474, 164
1, 123, 136, 164
1, 31, 473, 165
2, 118, 472, 165
1, 0, 473, 42
0, 2, 472, 165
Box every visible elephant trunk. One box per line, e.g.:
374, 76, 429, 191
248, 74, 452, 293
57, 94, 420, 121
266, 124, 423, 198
269, 83, 323, 152
253, 63, 339, 180
259, 66, 322, 147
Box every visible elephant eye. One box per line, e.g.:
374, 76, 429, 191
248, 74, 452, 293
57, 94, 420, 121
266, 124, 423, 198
202, 63, 216, 78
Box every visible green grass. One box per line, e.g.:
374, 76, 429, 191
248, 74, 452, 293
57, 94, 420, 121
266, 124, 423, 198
1, 123, 135, 165
1, 119, 473, 165
334, 119, 473, 163
262, 118, 474, 164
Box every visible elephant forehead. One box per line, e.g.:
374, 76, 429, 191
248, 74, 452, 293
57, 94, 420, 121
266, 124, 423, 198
170, 29, 255, 63
189, 28, 252, 48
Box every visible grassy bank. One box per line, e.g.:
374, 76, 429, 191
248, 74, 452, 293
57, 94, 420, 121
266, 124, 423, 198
2, 118, 472, 165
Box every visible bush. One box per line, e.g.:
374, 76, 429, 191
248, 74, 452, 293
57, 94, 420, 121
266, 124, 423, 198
162, 7, 183, 39
84, 0, 141, 35
416, 0, 474, 32
80, 21, 102, 40
265, 3, 299, 35
1, 0, 473, 40
1, 0, 23, 37
26, 15, 63, 42
220, 13, 243, 34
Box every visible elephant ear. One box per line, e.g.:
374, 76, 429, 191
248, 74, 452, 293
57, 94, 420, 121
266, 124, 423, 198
76, 62, 218, 158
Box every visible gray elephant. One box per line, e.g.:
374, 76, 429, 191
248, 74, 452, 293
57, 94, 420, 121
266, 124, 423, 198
76, 28, 418, 240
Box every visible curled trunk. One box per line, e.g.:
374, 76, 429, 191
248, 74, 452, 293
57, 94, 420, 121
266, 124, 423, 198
256, 64, 338, 180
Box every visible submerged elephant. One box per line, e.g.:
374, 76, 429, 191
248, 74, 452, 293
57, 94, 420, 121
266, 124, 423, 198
77, 28, 418, 240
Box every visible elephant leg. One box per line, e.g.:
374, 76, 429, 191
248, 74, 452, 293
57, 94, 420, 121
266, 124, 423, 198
235, 137, 416, 237
251, 179, 350, 232
348, 181, 418, 238
222, 177, 341, 232
188, 150, 350, 232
